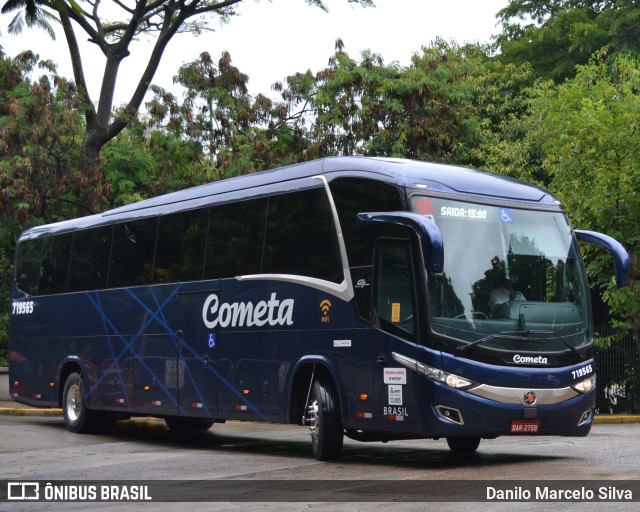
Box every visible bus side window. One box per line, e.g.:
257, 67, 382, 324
373, 238, 417, 340
205, 198, 267, 279
330, 177, 405, 268
40, 234, 72, 295
155, 208, 209, 283
109, 218, 158, 288
68, 227, 112, 293
15, 238, 43, 295
263, 188, 343, 283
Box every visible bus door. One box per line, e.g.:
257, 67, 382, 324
177, 286, 221, 419
369, 237, 421, 432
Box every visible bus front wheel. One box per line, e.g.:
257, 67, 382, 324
62, 372, 100, 434
446, 436, 481, 453
306, 379, 343, 461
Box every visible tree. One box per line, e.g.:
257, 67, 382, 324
308, 39, 484, 161
453, 47, 540, 182
0, 47, 89, 365
495, 0, 640, 82
147, 51, 253, 170
525, 50, 639, 328
0, 49, 90, 225
1, 0, 57, 38
146, 50, 316, 177
1, 0, 374, 201
101, 117, 209, 207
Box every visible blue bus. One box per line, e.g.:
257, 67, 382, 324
9, 157, 630, 460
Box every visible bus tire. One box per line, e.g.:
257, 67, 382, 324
446, 436, 481, 453
306, 378, 343, 461
62, 372, 99, 434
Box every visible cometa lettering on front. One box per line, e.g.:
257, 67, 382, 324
513, 354, 548, 365
202, 292, 294, 328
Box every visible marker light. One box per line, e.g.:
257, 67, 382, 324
572, 375, 596, 394
445, 374, 464, 388
392, 352, 478, 390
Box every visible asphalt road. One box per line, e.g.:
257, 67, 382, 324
0, 414, 638, 511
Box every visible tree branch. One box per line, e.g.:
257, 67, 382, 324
57, 3, 96, 125
108, 0, 245, 137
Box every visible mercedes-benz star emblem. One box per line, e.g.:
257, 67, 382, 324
523, 391, 537, 405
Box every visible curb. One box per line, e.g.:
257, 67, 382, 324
593, 414, 640, 424
0, 406, 62, 416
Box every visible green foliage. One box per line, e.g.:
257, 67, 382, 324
101, 119, 209, 206
0, 0, 374, 176
0, 48, 105, 362
310, 39, 483, 161
448, 48, 540, 179
496, 0, 640, 82
1, 0, 58, 39
0, 247, 10, 366
147, 51, 254, 172
148, 52, 319, 178
525, 51, 640, 326
0, 49, 87, 240
497, 2, 606, 81
0, 49, 96, 225
2, 0, 640, 349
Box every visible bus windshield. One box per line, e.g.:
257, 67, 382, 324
412, 196, 592, 353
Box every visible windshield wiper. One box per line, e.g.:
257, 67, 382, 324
456, 333, 524, 354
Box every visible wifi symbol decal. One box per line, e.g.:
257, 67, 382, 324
320, 299, 332, 323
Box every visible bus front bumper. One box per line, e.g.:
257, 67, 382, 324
427, 384, 596, 438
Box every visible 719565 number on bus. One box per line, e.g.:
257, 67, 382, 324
12, 300, 34, 315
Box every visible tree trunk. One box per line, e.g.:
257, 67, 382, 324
77, 130, 109, 215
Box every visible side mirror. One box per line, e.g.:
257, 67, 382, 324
357, 212, 444, 273
574, 230, 631, 289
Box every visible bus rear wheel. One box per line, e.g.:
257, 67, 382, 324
305, 379, 343, 461
62, 372, 103, 434
446, 436, 481, 453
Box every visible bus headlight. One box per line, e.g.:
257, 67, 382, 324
392, 352, 478, 390
571, 375, 596, 394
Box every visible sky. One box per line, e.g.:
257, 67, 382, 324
1, 0, 508, 105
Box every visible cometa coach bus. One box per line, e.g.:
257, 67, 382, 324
10, 157, 630, 460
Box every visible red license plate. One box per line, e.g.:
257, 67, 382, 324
510, 419, 540, 434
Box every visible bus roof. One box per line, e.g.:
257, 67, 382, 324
20, 156, 560, 240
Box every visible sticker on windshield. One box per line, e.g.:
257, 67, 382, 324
439, 205, 488, 220
415, 198, 435, 223
500, 208, 514, 224
391, 303, 401, 323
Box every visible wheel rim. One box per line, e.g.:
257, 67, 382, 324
306, 398, 320, 443
65, 383, 82, 423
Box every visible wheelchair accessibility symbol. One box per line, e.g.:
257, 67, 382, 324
500, 208, 514, 224
208, 333, 216, 349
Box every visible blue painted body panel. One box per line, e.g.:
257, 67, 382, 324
10, 157, 598, 441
